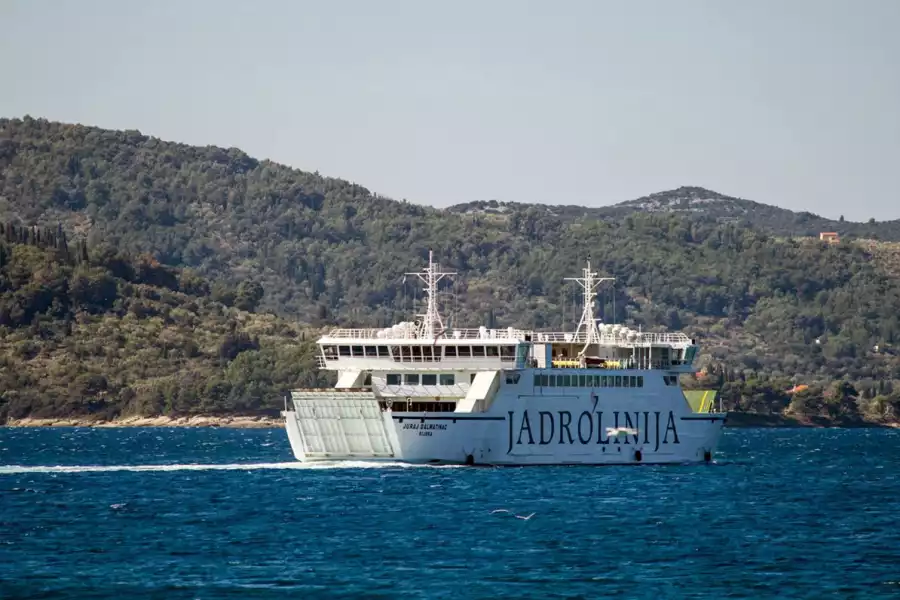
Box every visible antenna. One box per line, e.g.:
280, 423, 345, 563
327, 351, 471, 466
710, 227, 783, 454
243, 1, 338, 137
565, 259, 615, 356
406, 250, 455, 339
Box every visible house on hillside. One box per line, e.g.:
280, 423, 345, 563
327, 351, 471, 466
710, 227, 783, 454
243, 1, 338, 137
819, 232, 840, 244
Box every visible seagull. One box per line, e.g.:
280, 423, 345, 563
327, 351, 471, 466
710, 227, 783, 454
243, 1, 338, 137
606, 427, 638, 438
491, 509, 535, 520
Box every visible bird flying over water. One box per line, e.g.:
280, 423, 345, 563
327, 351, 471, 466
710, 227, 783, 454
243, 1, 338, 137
491, 509, 535, 520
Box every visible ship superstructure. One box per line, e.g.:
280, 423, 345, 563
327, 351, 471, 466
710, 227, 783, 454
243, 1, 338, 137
282, 252, 725, 465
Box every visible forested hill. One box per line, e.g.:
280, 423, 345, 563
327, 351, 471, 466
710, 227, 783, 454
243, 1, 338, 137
2, 116, 900, 422
449, 187, 900, 241
0, 226, 326, 421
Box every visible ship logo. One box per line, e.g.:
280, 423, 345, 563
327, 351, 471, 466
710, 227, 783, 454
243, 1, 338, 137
506, 410, 680, 454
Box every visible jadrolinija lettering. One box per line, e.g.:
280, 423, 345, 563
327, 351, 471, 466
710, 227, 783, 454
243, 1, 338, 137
506, 410, 679, 454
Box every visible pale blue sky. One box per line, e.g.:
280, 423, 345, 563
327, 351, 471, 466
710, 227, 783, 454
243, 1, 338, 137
2, 0, 899, 220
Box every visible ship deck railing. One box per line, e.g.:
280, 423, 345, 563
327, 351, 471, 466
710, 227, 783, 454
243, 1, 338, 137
550, 360, 686, 370
532, 331, 692, 345
323, 327, 529, 340
323, 328, 693, 346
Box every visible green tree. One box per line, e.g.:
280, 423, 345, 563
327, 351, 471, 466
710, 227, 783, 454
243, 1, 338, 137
234, 280, 264, 312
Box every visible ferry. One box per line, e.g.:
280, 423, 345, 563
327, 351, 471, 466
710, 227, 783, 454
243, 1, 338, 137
282, 252, 725, 465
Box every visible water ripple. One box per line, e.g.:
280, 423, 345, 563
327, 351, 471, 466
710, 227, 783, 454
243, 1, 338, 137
1, 427, 898, 599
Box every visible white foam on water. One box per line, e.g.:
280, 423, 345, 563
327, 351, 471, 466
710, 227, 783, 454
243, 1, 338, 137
0, 460, 461, 475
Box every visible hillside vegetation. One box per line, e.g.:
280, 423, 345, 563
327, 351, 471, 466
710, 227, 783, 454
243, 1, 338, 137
450, 186, 900, 241
2, 116, 900, 423
0, 226, 327, 422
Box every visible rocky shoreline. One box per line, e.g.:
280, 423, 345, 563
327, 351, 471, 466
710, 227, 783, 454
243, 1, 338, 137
724, 411, 899, 428
3, 416, 283, 428
3, 413, 897, 429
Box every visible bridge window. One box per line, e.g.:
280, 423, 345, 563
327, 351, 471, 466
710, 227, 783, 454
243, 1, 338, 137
578, 375, 586, 387
404, 374, 420, 385
323, 346, 338, 360
548, 375, 556, 387
614, 376, 622, 387
486, 346, 499, 358
444, 346, 457, 357
637, 376, 644, 387
377, 346, 390, 357
411, 346, 422, 361
500, 346, 515, 361
364, 346, 377, 357
505, 373, 520, 384
472, 346, 485, 357
439, 374, 455, 385
386, 374, 400, 385
458, 346, 471, 357
623, 376, 631, 388
422, 346, 434, 361
422, 374, 437, 385
390, 347, 401, 361
339, 346, 351, 357
352, 346, 364, 357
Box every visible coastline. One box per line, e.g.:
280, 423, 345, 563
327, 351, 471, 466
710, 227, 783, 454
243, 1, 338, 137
3, 415, 283, 429
3, 412, 897, 429
724, 411, 899, 429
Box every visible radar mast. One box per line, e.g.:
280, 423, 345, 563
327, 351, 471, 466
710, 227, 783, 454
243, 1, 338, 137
565, 260, 615, 356
407, 250, 455, 339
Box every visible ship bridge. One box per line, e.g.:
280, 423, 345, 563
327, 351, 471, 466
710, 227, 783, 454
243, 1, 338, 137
312, 257, 698, 374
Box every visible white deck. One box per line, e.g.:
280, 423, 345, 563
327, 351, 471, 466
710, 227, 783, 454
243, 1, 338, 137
322, 327, 692, 347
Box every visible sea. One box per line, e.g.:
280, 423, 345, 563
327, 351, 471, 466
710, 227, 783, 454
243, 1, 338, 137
1, 427, 898, 599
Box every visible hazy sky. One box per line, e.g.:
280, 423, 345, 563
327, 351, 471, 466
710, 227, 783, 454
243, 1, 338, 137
2, 0, 899, 221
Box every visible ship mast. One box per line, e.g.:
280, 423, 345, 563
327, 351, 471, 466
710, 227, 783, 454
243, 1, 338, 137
407, 250, 455, 339
565, 260, 615, 356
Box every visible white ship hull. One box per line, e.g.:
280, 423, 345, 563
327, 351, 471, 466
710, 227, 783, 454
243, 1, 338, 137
282, 375, 725, 466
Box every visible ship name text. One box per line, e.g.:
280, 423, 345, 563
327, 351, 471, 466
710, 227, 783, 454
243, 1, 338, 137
506, 410, 679, 454
402, 422, 448, 437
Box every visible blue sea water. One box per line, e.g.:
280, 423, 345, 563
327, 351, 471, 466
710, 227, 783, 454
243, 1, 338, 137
1, 427, 899, 599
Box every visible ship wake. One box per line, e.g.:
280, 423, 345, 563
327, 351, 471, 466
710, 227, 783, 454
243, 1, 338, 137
0, 461, 461, 475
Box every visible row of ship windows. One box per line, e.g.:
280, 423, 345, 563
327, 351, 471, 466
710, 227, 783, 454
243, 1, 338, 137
381, 373, 679, 388
535, 374, 646, 388
385, 373, 458, 386
323, 345, 516, 361
378, 400, 457, 412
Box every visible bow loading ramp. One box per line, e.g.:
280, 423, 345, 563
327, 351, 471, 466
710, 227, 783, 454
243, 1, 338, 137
283, 389, 396, 461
